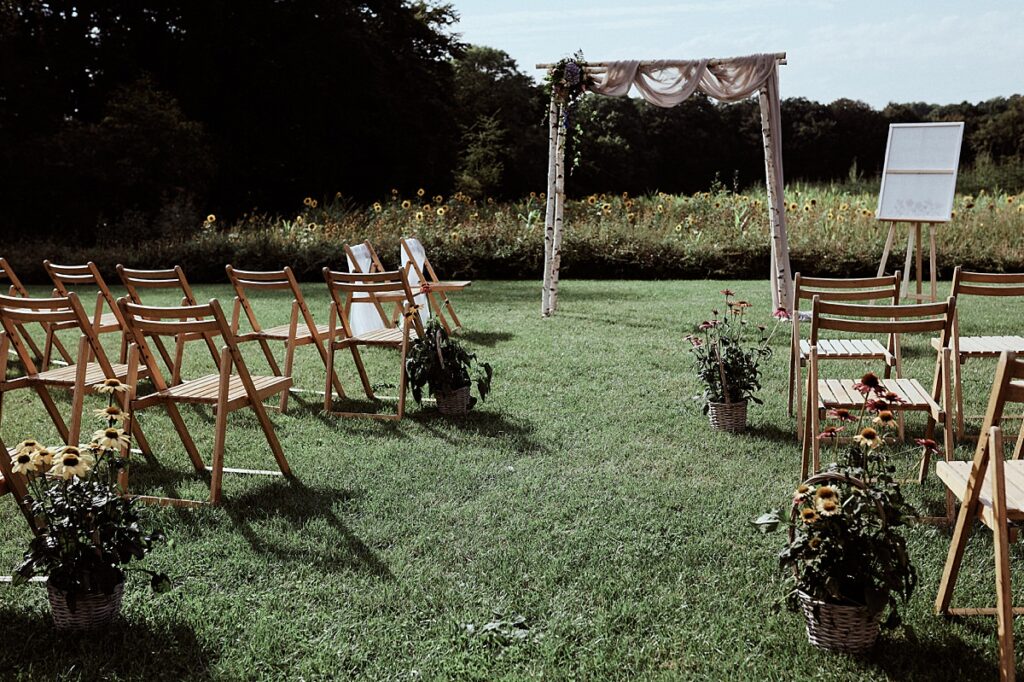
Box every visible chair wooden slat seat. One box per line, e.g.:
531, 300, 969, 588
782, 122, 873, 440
424, 280, 471, 291
936, 460, 1024, 525
141, 374, 292, 410
931, 335, 1024, 357
238, 322, 330, 341
351, 327, 418, 345
800, 338, 890, 359
31, 361, 133, 386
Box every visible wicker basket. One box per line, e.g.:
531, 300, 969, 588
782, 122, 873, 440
48, 580, 124, 630
798, 591, 880, 654
707, 400, 747, 433
435, 386, 471, 415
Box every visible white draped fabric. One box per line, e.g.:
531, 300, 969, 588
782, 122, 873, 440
345, 244, 389, 335
540, 53, 792, 314
400, 237, 431, 326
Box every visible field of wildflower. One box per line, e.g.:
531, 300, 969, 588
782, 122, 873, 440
10, 185, 1024, 283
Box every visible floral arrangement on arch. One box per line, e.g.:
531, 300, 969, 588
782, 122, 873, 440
545, 50, 594, 170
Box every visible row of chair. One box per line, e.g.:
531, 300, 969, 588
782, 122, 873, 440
0, 239, 470, 508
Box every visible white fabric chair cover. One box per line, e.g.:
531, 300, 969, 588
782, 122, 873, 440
401, 238, 430, 326
345, 244, 387, 336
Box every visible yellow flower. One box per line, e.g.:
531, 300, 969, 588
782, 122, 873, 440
416, 188, 425, 197
401, 200, 412, 209
539, 192, 546, 200
93, 427, 130, 451
873, 410, 897, 429
95, 378, 129, 394
814, 485, 838, 502
303, 197, 313, 206
205, 214, 216, 224
34, 448, 54, 469
415, 211, 424, 221
816, 497, 841, 517
626, 212, 636, 221
372, 202, 382, 213
854, 427, 882, 449
94, 405, 126, 423
391, 188, 398, 195
50, 446, 95, 480
423, 204, 432, 211
587, 196, 597, 205
657, 204, 665, 213
10, 451, 37, 475
801, 508, 819, 524
529, 191, 537, 198
433, 195, 443, 204
309, 199, 317, 208
15, 439, 42, 455
436, 207, 446, 217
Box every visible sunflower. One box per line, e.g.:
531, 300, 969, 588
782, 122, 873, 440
9, 451, 37, 475
873, 410, 897, 429
401, 200, 411, 210
205, 214, 216, 224
372, 202, 382, 213
95, 378, 129, 394
415, 211, 424, 221
303, 197, 313, 207
436, 207, 446, 217
94, 405, 126, 423
587, 196, 597, 205
93, 427, 130, 450
801, 508, 819, 524
854, 427, 882, 449
50, 446, 95, 480
14, 439, 42, 454
433, 195, 443, 204
416, 188, 425, 197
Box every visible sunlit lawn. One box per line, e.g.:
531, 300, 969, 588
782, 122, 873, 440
0, 279, 1020, 680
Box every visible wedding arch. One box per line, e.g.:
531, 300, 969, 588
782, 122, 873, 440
537, 53, 792, 316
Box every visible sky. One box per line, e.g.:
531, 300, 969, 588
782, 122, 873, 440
450, 0, 1023, 108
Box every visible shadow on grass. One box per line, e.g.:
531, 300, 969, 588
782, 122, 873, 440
858, 629, 997, 680
0, 607, 217, 679
221, 479, 394, 580
459, 330, 514, 347
414, 408, 548, 456
745, 421, 799, 445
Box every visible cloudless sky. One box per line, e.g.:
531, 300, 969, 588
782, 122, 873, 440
450, 0, 1023, 108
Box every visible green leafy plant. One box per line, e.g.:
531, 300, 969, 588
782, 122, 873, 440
753, 373, 922, 627
405, 317, 493, 408
685, 290, 786, 411
10, 379, 170, 610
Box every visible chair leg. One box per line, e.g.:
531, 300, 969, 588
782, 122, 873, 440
250, 397, 291, 477
397, 323, 411, 420
279, 339, 295, 413
348, 344, 375, 399
991, 430, 1016, 681
955, 355, 966, 441
209, 369, 230, 505
795, 358, 804, 442
67, 337, 90, 446
165, 401, 206, 473
787, 346, 796, 419
324, 342, 335, 412
34, 384, 69, 444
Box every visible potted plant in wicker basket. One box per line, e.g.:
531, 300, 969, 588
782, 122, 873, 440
405, 318, 493, 416
686, 290, 787, 433
10, 379, 170, 629
753, 373, 922, 654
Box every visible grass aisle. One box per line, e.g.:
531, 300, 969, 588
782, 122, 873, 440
0, 279, 1018, 680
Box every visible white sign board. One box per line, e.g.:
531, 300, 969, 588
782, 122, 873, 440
876, 122, 964, 222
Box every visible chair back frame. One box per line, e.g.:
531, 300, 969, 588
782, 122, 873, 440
0, 258, 72, 364
400, 236, 464, 332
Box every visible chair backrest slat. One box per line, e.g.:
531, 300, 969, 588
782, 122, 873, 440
810, 296, 956, 344
793, 272, 900, 308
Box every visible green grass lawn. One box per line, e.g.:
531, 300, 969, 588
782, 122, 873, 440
0, 279, 1021, 680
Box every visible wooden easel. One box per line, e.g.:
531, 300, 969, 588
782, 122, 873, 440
877, 220, 938, 302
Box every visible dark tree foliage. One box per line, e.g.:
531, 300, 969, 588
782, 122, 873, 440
1, 1, 1022, 242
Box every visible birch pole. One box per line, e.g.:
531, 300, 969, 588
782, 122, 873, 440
541, 96, 559, 317
549, 106, 566, 313
757, 70, 793, 312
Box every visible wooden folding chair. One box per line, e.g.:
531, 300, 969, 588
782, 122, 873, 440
0, 257, 72, 365
401, 236, 471, 333
789, 273, 901, 441
117, 297, 292, 506
0, 292, 150, 451
322, 268, 423, 420
800, 295, 956, 483
0, 435, 41, 533
116, 265, 221, 381
935, 351, 1024, 681
225, 265, 344, 412
932, 267, 1024, 441
344, 241, 401, 330
43, 260, 127, 367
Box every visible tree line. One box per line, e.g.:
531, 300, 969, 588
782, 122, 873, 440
2, 1, 1023, 243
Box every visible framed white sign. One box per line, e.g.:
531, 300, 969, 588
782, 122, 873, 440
876, 122, 964, 222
